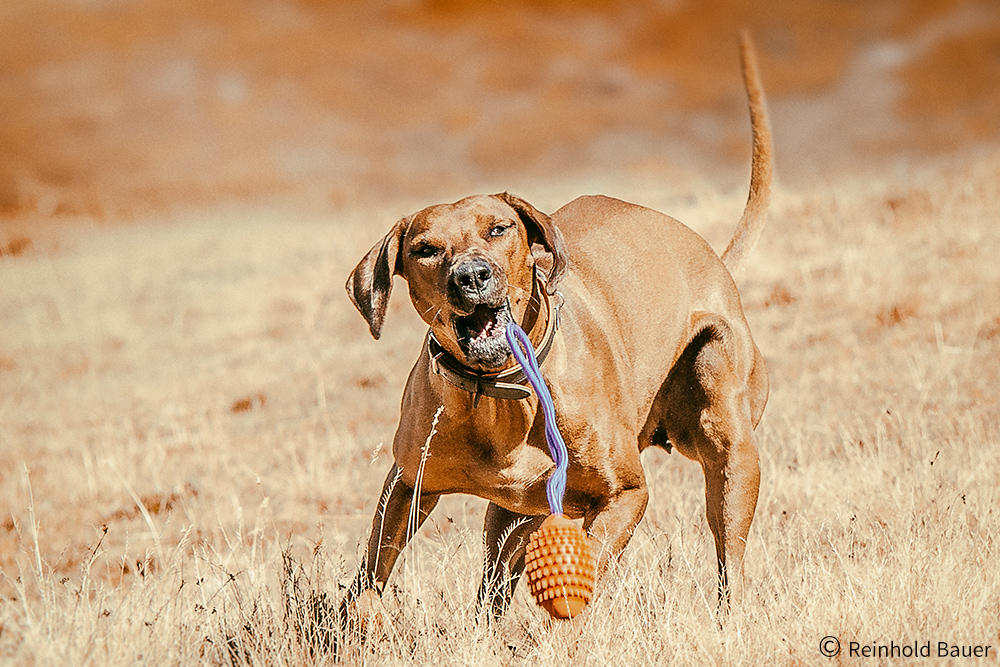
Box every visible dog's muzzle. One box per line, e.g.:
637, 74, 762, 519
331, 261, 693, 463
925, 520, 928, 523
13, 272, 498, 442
449, 259, 511, 368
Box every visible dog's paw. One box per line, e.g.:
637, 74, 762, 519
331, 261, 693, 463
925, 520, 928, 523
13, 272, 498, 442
342, 589, 388, 641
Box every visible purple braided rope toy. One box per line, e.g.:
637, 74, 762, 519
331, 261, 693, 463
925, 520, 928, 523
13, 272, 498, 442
505, 321, 568, 515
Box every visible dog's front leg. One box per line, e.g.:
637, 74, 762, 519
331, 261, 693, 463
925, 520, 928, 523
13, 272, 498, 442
477, 502, 546, 620
342, 463, 440, 624
583, 484, 649, 579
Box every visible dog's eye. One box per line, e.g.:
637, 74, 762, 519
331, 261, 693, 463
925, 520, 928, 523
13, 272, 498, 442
410, 244, 441, 259
489, 224, 511, 238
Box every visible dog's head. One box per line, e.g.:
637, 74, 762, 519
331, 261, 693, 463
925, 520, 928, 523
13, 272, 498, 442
346, 193, 567, 371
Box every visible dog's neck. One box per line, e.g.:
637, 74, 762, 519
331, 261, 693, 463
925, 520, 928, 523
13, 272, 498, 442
427, 269, 559, 406
512, 267, 551, 352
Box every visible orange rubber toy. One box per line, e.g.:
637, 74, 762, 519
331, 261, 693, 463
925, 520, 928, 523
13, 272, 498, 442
524, 514, 596, 619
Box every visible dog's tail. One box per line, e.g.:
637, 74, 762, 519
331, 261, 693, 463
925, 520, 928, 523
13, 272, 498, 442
721, 31, 773, 280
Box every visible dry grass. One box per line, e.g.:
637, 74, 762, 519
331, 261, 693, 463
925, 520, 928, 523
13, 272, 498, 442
2, 150, 1000, 665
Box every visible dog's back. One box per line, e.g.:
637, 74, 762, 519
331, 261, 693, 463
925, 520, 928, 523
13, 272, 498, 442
549, 195, 754, 418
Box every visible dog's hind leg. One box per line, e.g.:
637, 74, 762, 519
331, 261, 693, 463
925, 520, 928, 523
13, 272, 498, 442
697, 407, 760, 610
643, 319, 762, 610
477, 503, 545, 620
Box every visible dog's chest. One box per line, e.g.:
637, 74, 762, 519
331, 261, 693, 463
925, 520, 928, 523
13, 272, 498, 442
397, 423, 552, 511
465, 437, 555, 508
394, 390, 618, 515
450, 430, 612, 517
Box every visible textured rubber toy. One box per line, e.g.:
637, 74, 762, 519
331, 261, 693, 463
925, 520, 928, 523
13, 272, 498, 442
524, 514, 596, 619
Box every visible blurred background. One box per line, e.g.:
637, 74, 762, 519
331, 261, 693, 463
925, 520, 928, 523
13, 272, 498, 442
2, 0, 999, 224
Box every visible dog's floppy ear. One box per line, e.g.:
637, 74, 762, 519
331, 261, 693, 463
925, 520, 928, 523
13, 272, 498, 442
494, 192, 568, 293
345, 218, 407, 339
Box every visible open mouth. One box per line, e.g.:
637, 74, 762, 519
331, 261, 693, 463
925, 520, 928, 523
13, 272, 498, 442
454, 303, 511, 368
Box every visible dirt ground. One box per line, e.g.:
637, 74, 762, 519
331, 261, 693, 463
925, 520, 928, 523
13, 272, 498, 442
2, 1, 1000, 665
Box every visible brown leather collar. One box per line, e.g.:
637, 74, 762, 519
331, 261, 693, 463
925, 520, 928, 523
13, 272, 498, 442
427, 272, 561, 406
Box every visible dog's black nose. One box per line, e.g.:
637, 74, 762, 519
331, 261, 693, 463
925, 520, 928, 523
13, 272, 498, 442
451, 259, 494, 295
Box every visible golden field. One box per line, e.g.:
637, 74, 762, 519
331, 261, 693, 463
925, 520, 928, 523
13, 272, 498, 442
2, 1, 999, 664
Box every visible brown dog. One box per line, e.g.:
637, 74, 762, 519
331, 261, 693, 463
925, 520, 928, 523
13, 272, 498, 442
344, 33, 772, 621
